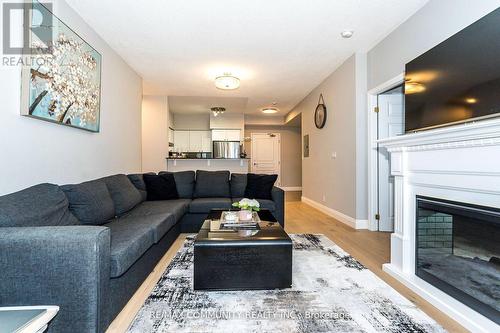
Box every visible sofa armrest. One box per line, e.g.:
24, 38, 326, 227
0, 226, 111, 333
271, 186, 285, 227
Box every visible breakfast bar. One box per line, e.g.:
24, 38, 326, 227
166, 158, 250, 173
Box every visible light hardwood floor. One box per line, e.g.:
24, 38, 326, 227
107, 192, 468, 333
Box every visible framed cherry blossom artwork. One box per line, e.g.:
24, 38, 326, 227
21, 1, 102, 132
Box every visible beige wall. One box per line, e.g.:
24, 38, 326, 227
0, 0, 143, 195
289, 53, 367, 220
210, 113, 245, 138
142, 96, 170, 173
173, 113, 210, 130
244, 125, 302, 188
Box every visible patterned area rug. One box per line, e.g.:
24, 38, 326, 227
128, 234, 446, 333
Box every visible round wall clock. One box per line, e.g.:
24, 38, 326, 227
314, 94, 327, 129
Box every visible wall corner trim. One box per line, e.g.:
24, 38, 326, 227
301, 196, 368, 230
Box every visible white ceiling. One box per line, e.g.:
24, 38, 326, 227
66, 0, 428, 116
168, 96, 248, 114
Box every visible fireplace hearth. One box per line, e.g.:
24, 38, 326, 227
416, 196, 500, 324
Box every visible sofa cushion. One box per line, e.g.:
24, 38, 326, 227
189, 197, 232, 214
230, 173, 247, 198
102, 174, 143, 216
232, 198, 276, 212
126, 199, 190, 222
143, 173, 179, 201
62, 180, 115, 225
120, 212, 175, 243
159, 171, 195, 199
194, 170, 231, 198
127, 173, 152, 201
104, 217, 157, 277
245, 173, 278, 200
0, 183, 79, 227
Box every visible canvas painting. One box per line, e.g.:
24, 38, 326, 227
21, 1, 102, 132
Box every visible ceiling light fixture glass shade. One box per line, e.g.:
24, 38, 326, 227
215, 73, 240, 90
340, 30, 354, 38
261, 107, 279, 114
211, 107, 226, 117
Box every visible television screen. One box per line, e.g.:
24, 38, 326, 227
405, 8, 500, 132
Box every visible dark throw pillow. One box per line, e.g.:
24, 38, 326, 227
143, 173, 179, 201
244, 173, 278, 200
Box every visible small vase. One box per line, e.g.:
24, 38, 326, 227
239, 209, 253, 221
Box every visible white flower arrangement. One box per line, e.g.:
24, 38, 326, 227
232, 198, 260, 211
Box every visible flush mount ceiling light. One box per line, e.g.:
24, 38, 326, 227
211, 106, 226, 117
340, 30, 354, 38
262, 107, 279, 114
214, 73, 240, 90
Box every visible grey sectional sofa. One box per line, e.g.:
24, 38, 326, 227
0, 170, 284, 333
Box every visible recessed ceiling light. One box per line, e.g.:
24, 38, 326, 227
262, 107, 279, 114
214, 73, 240, 90
340, 30, 354, 38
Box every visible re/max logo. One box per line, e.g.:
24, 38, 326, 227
2, 2, 53, 55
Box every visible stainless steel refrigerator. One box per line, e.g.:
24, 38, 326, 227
212, 141, 240, 159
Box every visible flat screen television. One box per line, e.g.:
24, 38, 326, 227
404, 8, 500, 132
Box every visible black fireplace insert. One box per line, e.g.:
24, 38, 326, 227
415, 196, 500, 324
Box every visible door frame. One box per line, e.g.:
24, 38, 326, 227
367, 73, 404, 231
250, 132, 282, 186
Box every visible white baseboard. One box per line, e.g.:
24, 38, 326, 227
301, 196, 368, 229
383, 264, 498, 333
279, 186, 302, 191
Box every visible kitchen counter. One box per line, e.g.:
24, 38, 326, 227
166, 157, 250, 160
166, 157, 250, 173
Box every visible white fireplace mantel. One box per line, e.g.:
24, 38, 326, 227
378, 118, 500, 333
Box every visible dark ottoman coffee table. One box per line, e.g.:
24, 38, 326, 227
193, 209, 292, 291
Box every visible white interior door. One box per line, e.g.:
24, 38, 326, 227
378, 88, 404, 232
251, 133, 281, 186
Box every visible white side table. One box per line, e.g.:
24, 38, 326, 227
0, 306, 59, 333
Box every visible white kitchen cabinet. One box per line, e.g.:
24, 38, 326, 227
201, 131, 212, 152
168, 128, 174, 144
226, 130, 241, 141
211, 130, 226, 141
188, 131, 203, 152
174, 130, 212, 152
211, 129, 241, 142
174, 130, 190, 152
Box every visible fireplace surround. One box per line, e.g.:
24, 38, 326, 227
378, 118, 500, 332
